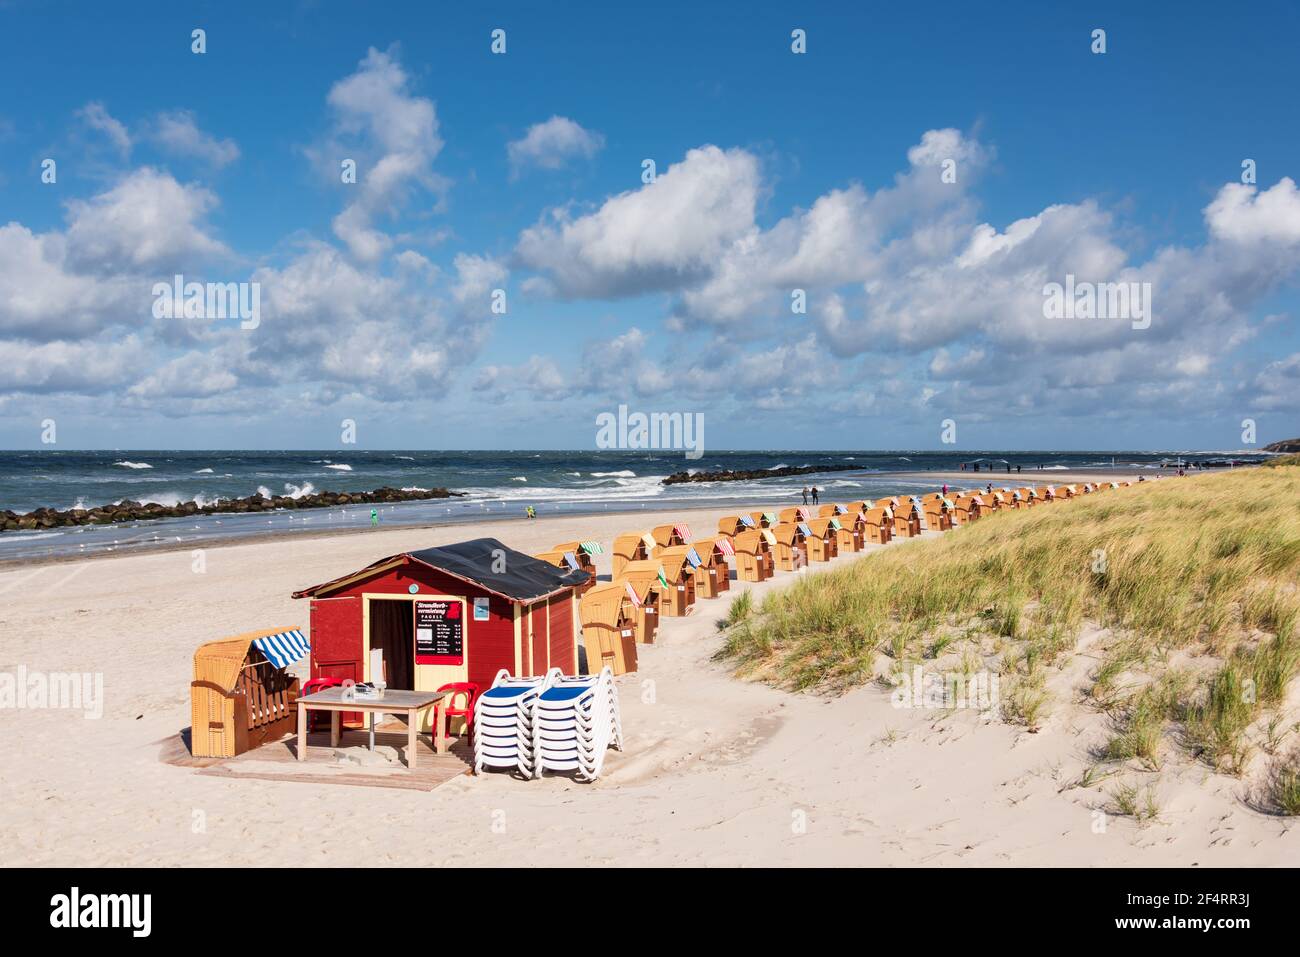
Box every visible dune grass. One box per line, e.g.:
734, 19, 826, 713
716, 466, 1300, 801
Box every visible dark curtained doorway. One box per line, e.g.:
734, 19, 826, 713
368, 598, 414, 691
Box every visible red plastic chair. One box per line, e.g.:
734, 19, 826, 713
436, 682, 480, 745
301, 676, 344, 730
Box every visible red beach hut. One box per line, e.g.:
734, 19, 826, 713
291, 538, 588, 730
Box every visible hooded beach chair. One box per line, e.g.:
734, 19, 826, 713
688, 537, 733, 598
554, 540, 602, 575
833, 510, 864, 552
613, 570, 660, 644
922, 495, 954, 531
578, 583, 639, 676
953, 494, 984, 524
612, 532, 651, 578
892, 498, 923, 538
748, 510, 779, 529
779, 506, 812, 525
803, 518, 838, 562
653, 546, 700, 613
650, 523, 691, 551
863, 505, 893, 544
1034, 486, 1055, 503
771, 523, 807, 572
531, 668, 623, 783
535, 549, 596, 594
473, 668, 563, 777
732, 527, 775, 582
718, 514, 756, 538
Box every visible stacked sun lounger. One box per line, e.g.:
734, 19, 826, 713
532, 668, 623, 782
473, 668, 560, 776
473, 667, 623, 782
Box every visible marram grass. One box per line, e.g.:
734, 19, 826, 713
716, 466, 1300, 802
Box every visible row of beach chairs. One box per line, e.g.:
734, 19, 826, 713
551, 480, 1132, 678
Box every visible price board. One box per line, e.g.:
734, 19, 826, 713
413, 599, 464, 665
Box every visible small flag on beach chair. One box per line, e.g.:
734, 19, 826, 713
252, 629, 310, 670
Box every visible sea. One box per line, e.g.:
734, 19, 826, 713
0, 449, 1271, 562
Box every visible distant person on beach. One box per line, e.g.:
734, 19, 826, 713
1006, 463, 1011, 473
525, 505, 536, 519
370, 508, 379, 527
942, 483, 948, 496
1016, 465, 1021, 474
801, 487, 809, 505
811, 486, 820, 505
986, 483, 993, 494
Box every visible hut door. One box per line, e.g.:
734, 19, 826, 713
529, 602, 549, 676
309, 596, 362, 727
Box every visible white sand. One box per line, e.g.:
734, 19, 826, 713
1, 477, 1295, 866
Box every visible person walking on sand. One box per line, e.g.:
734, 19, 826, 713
525, 505, 536, 519
942, 483, 948, 497
811, 486, 820, 505
801, 487, 809, 506
370, 508, 379, 528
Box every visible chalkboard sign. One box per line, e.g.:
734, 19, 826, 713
414, 599, 463, 665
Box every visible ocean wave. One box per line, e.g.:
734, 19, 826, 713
194, 468, 214, 474
114, 461, 153, 469
590, 470, 636, 478
511, 476, 527, 482
324, 464, 352, 471
394, 455, 416, 461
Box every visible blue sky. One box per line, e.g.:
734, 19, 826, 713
1, 0, 1298, 450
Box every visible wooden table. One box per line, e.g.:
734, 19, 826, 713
296, 688, 449, 769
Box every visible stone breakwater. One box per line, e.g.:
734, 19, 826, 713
1, 486, 465, 533
662, 464, 861, 485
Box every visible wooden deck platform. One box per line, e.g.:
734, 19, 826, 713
165, 720, 474, 792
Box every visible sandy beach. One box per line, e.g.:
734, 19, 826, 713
2, 470, 1295, 867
